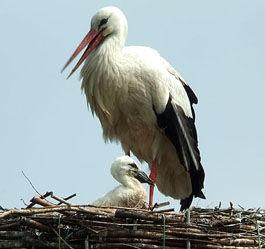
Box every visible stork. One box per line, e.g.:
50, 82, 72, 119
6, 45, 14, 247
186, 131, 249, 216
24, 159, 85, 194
92, 156, 153, 208
62, 6, 205, 211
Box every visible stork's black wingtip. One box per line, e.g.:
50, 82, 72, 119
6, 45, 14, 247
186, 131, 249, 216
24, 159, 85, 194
200, 192, 206, 199
195, 190, 206, 199
180, 194, 193, 212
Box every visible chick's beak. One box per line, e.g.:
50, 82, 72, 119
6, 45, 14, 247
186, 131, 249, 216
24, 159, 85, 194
134, 170, 154, 185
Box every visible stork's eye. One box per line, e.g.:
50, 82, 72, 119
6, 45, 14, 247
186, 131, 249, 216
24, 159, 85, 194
99, 18, 108, 28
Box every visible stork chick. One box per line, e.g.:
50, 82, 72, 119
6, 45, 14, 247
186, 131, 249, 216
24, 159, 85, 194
92, 156, 153, 208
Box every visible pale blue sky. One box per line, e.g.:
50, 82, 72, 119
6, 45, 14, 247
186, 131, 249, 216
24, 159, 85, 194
0, 1, 264, 209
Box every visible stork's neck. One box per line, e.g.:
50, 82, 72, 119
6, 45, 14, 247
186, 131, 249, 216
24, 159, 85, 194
81, 32, 126, 79
119, 175, 143, 190
98, 32, 126, 58
80, 28, 128, 117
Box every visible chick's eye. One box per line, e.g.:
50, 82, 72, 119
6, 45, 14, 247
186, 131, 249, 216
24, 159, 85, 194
128, 163, 138, 169
99, 18, 108, 28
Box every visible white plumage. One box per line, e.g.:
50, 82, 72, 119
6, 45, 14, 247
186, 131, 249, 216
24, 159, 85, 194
92, 156, 153, 208
62, 6, 205, 210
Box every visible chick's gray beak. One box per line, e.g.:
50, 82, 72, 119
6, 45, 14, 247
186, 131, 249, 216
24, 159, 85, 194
134, 170, 154, 185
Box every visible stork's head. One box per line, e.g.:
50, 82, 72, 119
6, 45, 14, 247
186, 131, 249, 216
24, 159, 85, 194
111, 156, 153, 186
61, 6, 128, 78
91, 6, 128, 39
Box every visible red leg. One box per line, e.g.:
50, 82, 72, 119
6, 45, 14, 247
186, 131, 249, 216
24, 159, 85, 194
149, 160, 157, 208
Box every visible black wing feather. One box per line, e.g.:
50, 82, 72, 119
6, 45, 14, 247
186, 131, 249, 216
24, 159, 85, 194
154, 96, 205, 211
182, 82, 198, 105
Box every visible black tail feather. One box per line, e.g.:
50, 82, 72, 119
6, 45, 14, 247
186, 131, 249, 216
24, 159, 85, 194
180, 194, 193, 211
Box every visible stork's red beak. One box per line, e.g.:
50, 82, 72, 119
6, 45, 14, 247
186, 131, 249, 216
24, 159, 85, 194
61, 29, 104, 78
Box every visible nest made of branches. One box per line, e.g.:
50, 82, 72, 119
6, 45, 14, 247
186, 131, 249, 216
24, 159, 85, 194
0, 193, 264, 249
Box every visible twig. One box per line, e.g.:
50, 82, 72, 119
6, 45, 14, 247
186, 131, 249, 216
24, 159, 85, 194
152, 208, 174, 213
22, 170, 42, 196
50, 226, 74, 249
151, 201, 170, 211
238, 204, 244, 210
51, 194, 71, 206
58, 215, 61, 249
162, 214, 166, 249
185, 209, 191, 249
29, 196, 56, 207
85, 236, 89, 249
57, 193, 77, 205
27, 192, 54, 208
20, 198, 28, 207
21, 217, 50, 231
256, 219, 262, 249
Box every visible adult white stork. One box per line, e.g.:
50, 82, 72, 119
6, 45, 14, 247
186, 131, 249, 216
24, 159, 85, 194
62, 6, 205, 210
92, 156, 153, 208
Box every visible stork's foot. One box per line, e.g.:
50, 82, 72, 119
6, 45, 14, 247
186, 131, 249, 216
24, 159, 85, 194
149, 160, 157, 208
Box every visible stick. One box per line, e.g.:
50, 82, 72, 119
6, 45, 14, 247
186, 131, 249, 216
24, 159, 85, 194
51, 194, 72, 206
50, 227, 74, 249
57, 193, 77, 205
27, 191, 53, 208
21, 171, 42, 196
29, 196, 56, 207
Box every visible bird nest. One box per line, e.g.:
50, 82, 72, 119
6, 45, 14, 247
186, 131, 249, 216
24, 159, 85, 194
0, 192, 264, 249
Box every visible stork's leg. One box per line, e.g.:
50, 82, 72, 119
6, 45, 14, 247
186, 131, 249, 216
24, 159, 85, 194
149, 160, 157, 208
